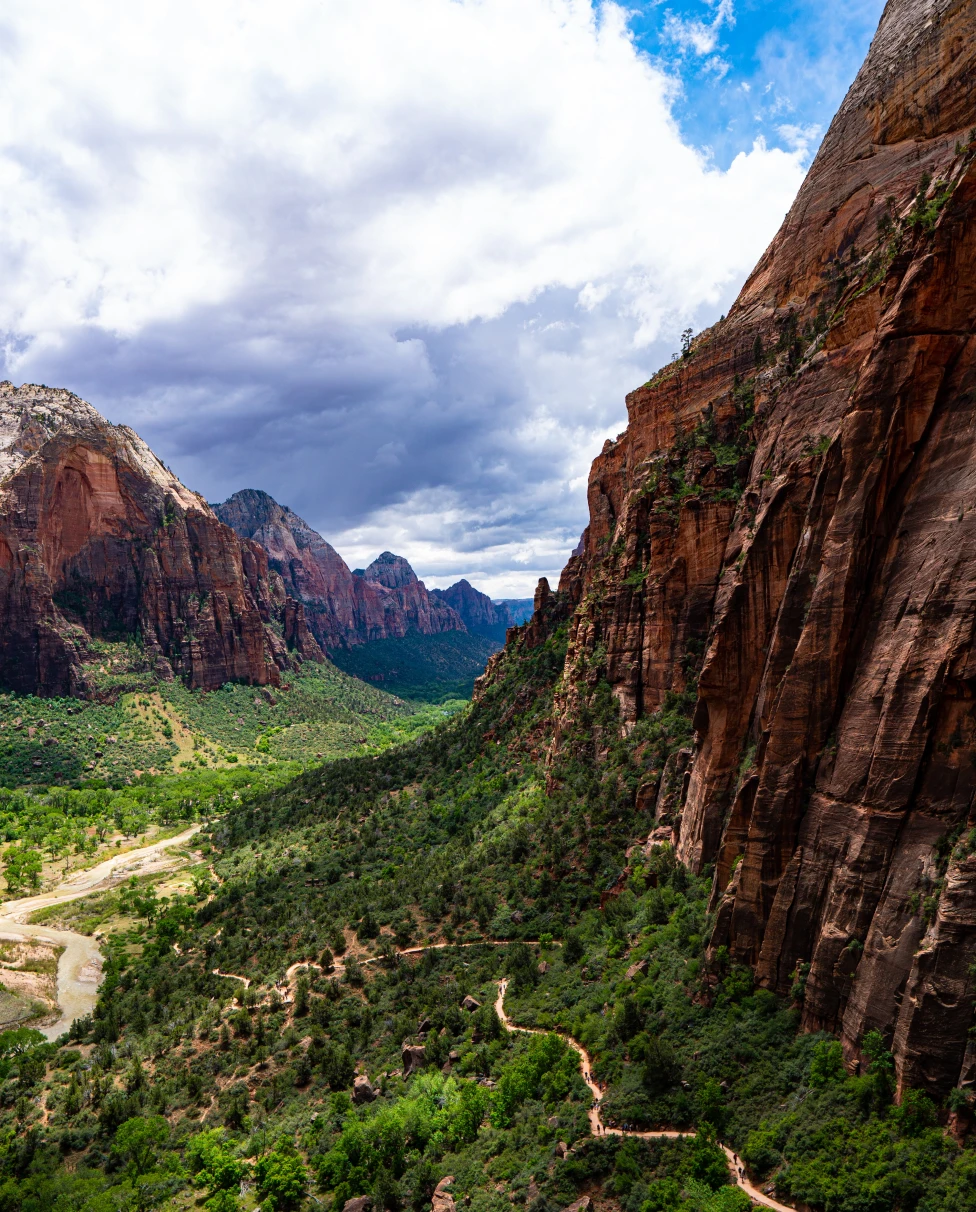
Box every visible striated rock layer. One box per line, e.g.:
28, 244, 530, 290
214, 492, 464, 652
360, 551, 465, 638
0, 384, 321, 698
431, 578, 512, 644
534, 0, 976, 1100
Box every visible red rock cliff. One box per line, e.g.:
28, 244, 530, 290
213, 492, 466, 651
543, 0, 976, 1101
0, 384, 321, 698
431, 579, 511, 644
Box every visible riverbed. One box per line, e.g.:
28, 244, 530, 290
0, 825, 201, 1040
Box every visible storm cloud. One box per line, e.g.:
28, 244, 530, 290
0, 0, 811, 594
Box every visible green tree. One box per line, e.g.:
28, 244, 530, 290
205, 1191, 242, 1212
254, 1145, 307, 1210
113, 1115, 170, 1178
562, 930, 585, 964
188, 1127, 249, 1199
809, 1038, 846, 1087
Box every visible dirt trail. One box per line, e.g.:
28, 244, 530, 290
266, 943, 794, 1210
493, 977, 794, 1212
0, 825, 201, 1040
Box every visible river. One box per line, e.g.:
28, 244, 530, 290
0, 825, 200, 1040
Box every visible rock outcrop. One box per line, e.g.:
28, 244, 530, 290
0, 384, 321, 698
214, 492, 465, 651
431, 579, 511, 644
526, 0, 976, 1101
360, 551, 464, 637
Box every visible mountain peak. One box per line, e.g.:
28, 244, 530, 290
214, 496, 465, 649
363, 551, 419, 589
0, 387, 322, 695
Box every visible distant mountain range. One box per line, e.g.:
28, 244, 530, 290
494, 598, 533, 626
213, 488, 519, 654
0, 388, 534, 703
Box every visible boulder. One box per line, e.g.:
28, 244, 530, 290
343, 1199, 372, 1212
432, 1177, 456, 1212
461, 995, 481, 1012
352, 1075, 376, 1104
401, 1045, 426, 1076
625, 959, 649, 980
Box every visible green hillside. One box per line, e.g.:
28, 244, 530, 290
0, 612, 969, 1212
329, 630, 500, 702
0, 644, 460, 789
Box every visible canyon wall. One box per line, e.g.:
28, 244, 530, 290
431, 578, 511, 644
542, 0, 976, 1100
0, 385, 321, 698
214, 492, 464, 651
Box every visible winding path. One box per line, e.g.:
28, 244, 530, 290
0, 825, 201, 1040
493, 977, 793, 1212
252, 945, 793, 1210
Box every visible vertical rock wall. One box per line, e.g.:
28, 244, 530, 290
541, 0, 976, 1099
0, 385, 320, 697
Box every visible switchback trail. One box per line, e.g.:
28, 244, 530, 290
493, 978, 794, 1212
0, 825, 201, 1040
270, 944, 794, 1211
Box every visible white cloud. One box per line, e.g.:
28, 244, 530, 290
0, 0, 806, 593
663, 0, 735, 57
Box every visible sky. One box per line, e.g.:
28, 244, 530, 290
0, 0, 884, 596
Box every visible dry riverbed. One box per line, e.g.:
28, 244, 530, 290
0, 825, 201, 1038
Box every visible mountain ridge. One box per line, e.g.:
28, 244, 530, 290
214, 488, 521, 658
0, 383, 322, 699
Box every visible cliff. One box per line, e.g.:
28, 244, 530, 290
214, 493, 464, 651
431, 578, 512, 644
360, 551, 465, 637
529, 0, 976, 1101
0, 384, 321, 698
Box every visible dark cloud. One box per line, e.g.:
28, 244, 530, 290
0, 0, 809, 595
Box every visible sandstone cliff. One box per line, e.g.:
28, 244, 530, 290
360, 552, 465, 637
431, 578, 512, 644
214, 492, 464, 651
529, 0, 976, 1101
0, 385, 321, 698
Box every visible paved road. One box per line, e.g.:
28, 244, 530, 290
0, 825, 201, 1040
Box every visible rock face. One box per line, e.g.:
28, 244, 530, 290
214, 493, 465, 652
432, 1176, 456, 1212
361, 552, 464, 637
431, 579, 511, 643
0, 384, 320, 698
533, 0, 976, 1100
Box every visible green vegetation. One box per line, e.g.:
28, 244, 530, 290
0, 651, 456, 788
330, 631, 500, 702
632, 381, 756, 530
0, 608, 969, 1212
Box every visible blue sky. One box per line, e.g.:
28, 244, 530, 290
626, 0, 884, 164
0, 0, 885, 595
